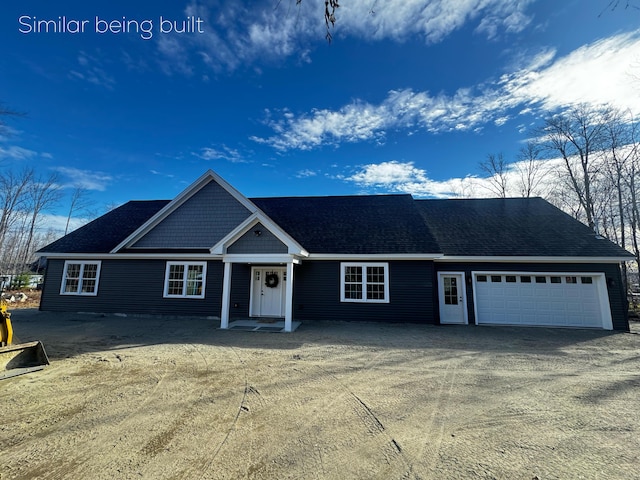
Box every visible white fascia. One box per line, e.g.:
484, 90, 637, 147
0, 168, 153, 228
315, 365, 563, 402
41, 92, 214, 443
42, 252, 222, 260
110, 170, 258, 253
307, 253, 444, 260
437, 256, 633, 263
223, 254, 302, 264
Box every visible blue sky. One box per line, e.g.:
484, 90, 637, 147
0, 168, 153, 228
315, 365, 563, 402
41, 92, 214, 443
1, 1, 640, 231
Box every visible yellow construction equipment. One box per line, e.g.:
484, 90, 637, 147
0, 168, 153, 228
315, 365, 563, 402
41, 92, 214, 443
0, 297, 49, 380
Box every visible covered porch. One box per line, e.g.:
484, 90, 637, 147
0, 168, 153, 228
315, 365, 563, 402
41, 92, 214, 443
219, 255, 302, 333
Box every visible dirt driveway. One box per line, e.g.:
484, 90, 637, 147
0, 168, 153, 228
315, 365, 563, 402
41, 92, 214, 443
2, 310, 640, 479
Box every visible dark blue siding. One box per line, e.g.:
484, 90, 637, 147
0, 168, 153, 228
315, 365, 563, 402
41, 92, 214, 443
292, 260, 436, 324
41, 259, 224, 317
229, 263, 251, 319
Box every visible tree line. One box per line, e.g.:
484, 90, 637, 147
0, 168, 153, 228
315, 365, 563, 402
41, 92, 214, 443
478, 104, 640, 292
0, 166, 95, 286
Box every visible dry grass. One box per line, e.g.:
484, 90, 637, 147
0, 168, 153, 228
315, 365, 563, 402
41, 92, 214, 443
2, 289, 41, 309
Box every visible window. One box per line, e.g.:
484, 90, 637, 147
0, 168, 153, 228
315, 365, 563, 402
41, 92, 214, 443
581, 276, 593, 284
60, 261, 101, 295
341, 263, 389, 303
520, 276, 531, 283
491, 275, 502, 283
443, 276, 458, 305
506, 275, 517, 283
535, 276, 547, 283
477, 275, 487, 282
566, 276, 578, 284
164, 262, 206, 298
550, 276, 561, 284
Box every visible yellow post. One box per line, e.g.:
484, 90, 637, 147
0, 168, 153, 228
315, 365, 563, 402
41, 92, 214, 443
0, 300, 13, 347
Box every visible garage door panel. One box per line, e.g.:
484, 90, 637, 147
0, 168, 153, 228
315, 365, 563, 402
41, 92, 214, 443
475, 273, 608, 329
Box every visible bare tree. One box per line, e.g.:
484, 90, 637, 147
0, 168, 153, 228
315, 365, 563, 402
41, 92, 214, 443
514, 142, 549, 198
21, 172, 62, 268
479, 152, 509, 198
626, 160, 640, 278
537, 104, 613, 230
0, 167, 34, 254
0, 104, 22, 137
64, 186, 95, 235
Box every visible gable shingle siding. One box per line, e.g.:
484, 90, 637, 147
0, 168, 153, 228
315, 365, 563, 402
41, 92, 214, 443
227, 223, 287, 254
133, 181, 252, 249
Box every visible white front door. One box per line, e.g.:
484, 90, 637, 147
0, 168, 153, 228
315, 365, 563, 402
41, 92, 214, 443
438, 273, 467, 324
251, 267, 286, 317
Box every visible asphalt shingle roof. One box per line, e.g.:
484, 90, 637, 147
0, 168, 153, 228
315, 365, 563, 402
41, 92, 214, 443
38, 200, 170, 254
38, 193, 631, 259
252, 194, 441, 254
415, 197, 632, 257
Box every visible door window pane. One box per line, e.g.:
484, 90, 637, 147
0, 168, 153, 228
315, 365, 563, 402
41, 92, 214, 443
444, 277, 458, 305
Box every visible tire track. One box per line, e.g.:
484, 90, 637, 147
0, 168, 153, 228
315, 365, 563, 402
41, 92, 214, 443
312, 363, 413, 478
195, 343, 249, 480
31, 350, 170, 480
406, 359, 459, 479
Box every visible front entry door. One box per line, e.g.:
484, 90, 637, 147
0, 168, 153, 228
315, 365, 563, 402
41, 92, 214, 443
251, 267, 286, 317
438, 273, 467, 324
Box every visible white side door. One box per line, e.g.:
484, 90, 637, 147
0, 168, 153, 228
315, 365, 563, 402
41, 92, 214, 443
438, 273, 467, 324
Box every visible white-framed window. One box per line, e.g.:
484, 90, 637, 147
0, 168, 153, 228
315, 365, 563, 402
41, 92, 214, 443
60, 261, 101, 296
163, 262, 206, 299
340, 262, 389, 303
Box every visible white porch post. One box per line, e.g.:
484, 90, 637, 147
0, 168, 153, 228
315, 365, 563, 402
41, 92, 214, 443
220, 262, 232, 329
284, 261, 294, 332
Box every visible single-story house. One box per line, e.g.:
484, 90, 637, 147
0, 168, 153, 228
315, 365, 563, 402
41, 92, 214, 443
38, 170, 633, 331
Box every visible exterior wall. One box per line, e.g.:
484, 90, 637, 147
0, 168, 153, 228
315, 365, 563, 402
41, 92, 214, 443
229, 263, 251, 319
40, 258, 224, 317
227, 223, 287, 254
434, 262, 629, 331
133, 180, 251, 248
40, 257, 628, 331
291, 260, 436, 324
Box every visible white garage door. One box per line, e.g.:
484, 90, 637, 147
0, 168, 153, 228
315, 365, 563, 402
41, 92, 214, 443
473, 273, 612, 329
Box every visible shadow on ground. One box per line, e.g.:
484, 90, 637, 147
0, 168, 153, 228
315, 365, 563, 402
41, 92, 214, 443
8, 308, 634, 362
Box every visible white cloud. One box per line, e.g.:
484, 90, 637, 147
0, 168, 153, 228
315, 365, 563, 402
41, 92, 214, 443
0, 145, 39, 160
338, 0, 533, 43
345, 160, 481, 198
499, 30, 640, 112
69, 51, 116, 89
37, 213, 87, 235
295, 169, 318, 178
344, 159, 561, 198
52, 167, 112, 191
158, 0, 534, 72
193, 145, 248, 163
150, 169, 175, 178
253, 30, 640, 150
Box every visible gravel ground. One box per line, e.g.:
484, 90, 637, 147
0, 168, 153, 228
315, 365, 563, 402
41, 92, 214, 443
2, 309, 640, 480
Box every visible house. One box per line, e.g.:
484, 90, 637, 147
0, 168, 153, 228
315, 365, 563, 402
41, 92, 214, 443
38, 170, 633, 331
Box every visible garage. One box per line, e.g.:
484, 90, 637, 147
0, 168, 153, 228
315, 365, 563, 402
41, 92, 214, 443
473, 272, 613, 329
